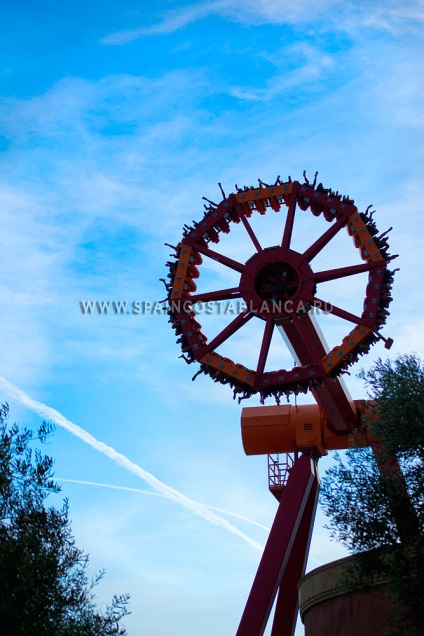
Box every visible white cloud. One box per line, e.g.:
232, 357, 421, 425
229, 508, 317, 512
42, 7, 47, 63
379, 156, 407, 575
362, 0, 424, 32
102, 1, 338, 45
102, 0, 424, 46
102, 2, 218, 44
230, 42, 334, 102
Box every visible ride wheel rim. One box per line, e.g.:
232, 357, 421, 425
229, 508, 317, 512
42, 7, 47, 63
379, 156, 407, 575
166, 177, 395, 403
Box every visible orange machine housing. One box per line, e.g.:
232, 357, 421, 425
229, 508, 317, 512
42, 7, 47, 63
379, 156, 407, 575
241, 402, 368, 456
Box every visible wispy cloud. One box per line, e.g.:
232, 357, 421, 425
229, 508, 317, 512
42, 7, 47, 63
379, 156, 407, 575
0, 377, 264, 551
102, 0, 424, 46
102, 2, 217, 45
229, 42, 334, 102
362, 0, 424, 32
102, 0, 339, 45
56, 477, 270, 531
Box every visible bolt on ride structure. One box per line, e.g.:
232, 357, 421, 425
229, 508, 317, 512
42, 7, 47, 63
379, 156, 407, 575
164, 173, 397, 635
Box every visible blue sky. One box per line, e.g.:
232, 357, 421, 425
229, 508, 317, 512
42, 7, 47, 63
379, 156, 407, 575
1, 1, 424, 634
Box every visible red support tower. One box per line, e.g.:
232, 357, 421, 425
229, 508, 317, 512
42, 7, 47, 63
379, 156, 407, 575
236, 454, 318, 636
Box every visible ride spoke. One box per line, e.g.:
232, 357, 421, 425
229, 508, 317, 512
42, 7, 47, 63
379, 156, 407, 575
189, 287, 242, 303
254, 317, 274, 389
239, 210, 263, 253
309, 296, 364, 325
302, 212, 350, 263
311, 261, 383, 284
195, 244, 245, 274
203, 309, 254, 354
281, 190, 297, 252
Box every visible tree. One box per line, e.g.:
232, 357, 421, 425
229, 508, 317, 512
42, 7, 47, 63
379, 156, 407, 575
0, 403, 130, 636
320, 354, 424, 635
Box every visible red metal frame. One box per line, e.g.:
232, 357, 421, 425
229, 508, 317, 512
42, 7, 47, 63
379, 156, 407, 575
167, 177, 394, 404
236, 454, 319, 636
277, 312, 358, 432
270, 473, 318, 636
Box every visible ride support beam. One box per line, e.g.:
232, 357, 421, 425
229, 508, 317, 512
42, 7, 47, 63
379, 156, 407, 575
236, 455, 319, 636
270, 468, 318, 635
276, 312, 358, 432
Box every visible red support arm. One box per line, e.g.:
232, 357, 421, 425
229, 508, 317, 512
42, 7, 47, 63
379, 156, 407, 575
270, 472, 318, 635
276, 313, 358, 432
236, 455, 319, 636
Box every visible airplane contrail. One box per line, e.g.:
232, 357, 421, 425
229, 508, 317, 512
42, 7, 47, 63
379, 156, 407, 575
0, 377, 264, 551
56, 477, 270, 532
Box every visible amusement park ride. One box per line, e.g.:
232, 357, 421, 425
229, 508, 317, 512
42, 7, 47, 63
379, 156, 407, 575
164, 173, 397, 635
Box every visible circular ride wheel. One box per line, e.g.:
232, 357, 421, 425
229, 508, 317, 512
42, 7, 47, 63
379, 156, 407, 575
165, 176, 395, 404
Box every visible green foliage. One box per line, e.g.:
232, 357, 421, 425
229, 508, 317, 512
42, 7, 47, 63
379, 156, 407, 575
0, 404, 130, 636
320, 446, 399, 550
358, 354, 424, 459
320, 354, 424, 636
